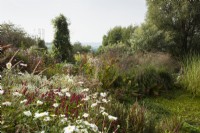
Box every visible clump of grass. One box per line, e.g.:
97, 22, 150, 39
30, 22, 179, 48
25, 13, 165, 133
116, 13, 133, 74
156, 117, 183, 132
180, 55, 200, 96
103, 100, 155, 133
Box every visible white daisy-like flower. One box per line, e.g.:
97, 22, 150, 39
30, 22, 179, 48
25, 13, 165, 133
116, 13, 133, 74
76, 119, 83, 124
50, 114, 57, 117
61, 118, 68, 123
78, 81, 84, 85
37, 100, 43, 105
81, 88, 89, 92
65, 92, 71, 97
40, 131, 45, 133
18, 72, 24, 75
82, 113, 89, 118
102, 98, 108, 103
2, 101, 11, 106
54, 92, 64, 96
100, 106, 105, 111
79, 129, 88, 133
34, 112, 49, 119
23, 110, 32, 117
102, 112, 108, 116
61, 88, 69, 93
100, 92, 107, 97
63, 125, 76, 133
20, 63, 27, 67
68, 78, 74, 84
108, 115, 117, 121
0, 89, 4, 95
43, 116, 51, 121
53, 103, 59, 108
20, 99, 28, 104
13, 92, 22, 97
90, 123, 98, 132
91, 103, 98, 108
6, 62, 12, 69
92, 92, 98, 99
83, 120, 90, 126
60, 114, 65, 118
82, 96, 90, 101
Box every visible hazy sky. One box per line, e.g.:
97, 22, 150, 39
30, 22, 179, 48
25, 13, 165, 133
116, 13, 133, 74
0, 0, 147, 43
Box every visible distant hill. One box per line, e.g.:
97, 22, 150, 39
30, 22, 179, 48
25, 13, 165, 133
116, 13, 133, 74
45, 42, 101, 51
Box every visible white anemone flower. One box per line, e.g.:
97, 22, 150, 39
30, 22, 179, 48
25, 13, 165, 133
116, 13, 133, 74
0, 89, 4, 95
34, 112, 49, 119
53, 103, 59, 108
91, 103, 98, 108
61, 118, 68, 123
20, 99, 28, 104
2, 101, 11, 106
82, 96, 90, 101
13, 92, 22, 97
82, 113, 89, 118
108, 115, 117, 121
90, 123, 98, 132
61, 88, 69, 93
81, 88, 89, 92
54, 92, 64, 96
65, 92, 71, 97
23, 111, 32, 117
102, 112, 108, 116
37, 100, 43, 105
20, 63, 27, 67
43, 116, 51, 121
102, 98, 108, 103
63, 125, 76, 133
100, 92, 107, 97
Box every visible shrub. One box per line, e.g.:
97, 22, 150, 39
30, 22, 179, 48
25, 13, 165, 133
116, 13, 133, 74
135, 66, 174, 96
0, 22, 38, 48
180, 55, 200, 96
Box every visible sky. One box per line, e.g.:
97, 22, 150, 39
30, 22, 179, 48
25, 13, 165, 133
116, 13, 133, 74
0, 0, 147, 44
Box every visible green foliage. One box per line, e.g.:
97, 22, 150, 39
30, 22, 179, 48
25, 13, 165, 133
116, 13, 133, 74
156, 117, 183, 133
143, 90, 200, 131
73, 42, 92, 54
182, 122, 200, 133
146, 0, 200, 56
37, 38, 47, 51
52, 14, 73, 62
0, 23, 37, 48
180, 55, 200, 96
43, 63, 67, 78
102, 25, 137, 46
131, 23, 170, 52
104, 101, 155, 133
135, 66, 174, 96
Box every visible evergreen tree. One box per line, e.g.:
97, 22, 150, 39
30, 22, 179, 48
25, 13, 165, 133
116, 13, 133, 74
52, 14, 73, 62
